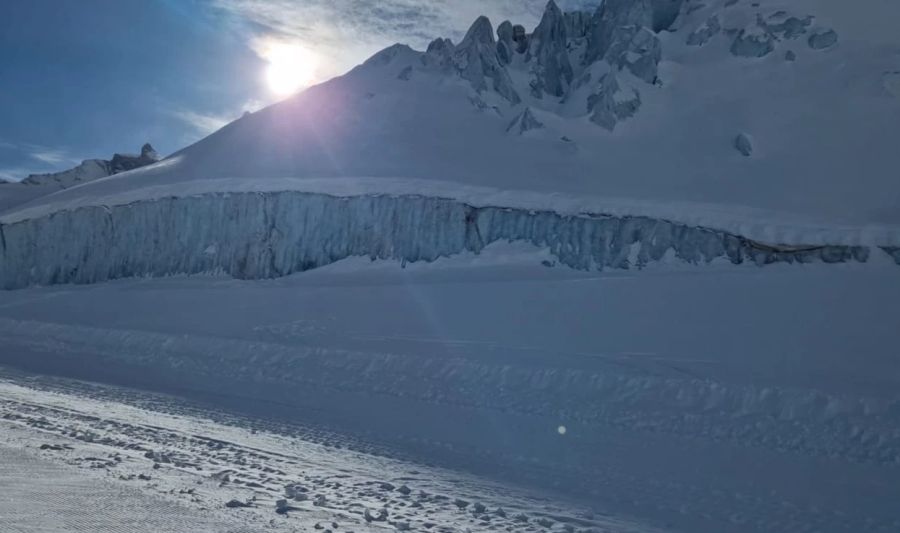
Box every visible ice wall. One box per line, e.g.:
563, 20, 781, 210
0, 191, 876, 289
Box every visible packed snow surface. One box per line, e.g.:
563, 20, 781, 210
1, 256, 900, 532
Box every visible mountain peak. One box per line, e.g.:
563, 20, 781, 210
527, 0, 573, 98
461, 16, 495, 47
454, 15, 520, 104
141, 143, 159, 160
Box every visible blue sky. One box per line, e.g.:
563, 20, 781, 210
0, 0, 597, 181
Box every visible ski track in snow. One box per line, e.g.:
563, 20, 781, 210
0, 376, 650, 533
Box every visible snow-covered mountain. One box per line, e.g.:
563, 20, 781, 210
21, 143, 159, 188
0, 143, 159, 213
1, 0, 899, 288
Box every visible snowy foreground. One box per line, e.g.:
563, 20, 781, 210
1, 373, 644, 533
2, 251, 900, 532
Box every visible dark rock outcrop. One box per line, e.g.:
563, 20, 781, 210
734, 133, 754, 156
808, 29, 838, 50
527, 1, 574, 98
687, 16, 721, 46
506, 107, 544, 134
584, 0, 654, 65
588, 72, 642, 131
496, 20, 515, 64
109, 143, 160, 174
453, 16, 521, 104
21, 143, 159, 189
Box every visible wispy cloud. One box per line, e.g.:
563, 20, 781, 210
172, 109, 231, 136
0, 167, 28, 182
0, 139, 80, 178
212, 0, 600, 80
30, 149, 74, 165
170, 99, 265, 138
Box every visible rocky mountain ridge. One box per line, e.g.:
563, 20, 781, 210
19, 143, 159, 189
397, 0, 838, 133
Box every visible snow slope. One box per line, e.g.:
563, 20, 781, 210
0, 143, 159, 213
2, 0, 899, 228
2, 257, 900, 532
0, 0, 899, 288
2, 375, 640, 533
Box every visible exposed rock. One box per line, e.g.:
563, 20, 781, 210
275, 499, 302, 514
422, 38, 454, 70
651, 0, 685, 31
109, 143, 160, 174
581, 0, 660, 84
730, 25, 775, 57
512, 24, 528, 53
225, 499, 253, 509
731, 12, 814, 58
881, 247, 900, 265
605, 25, 662, 83
506, 107, 544, 135
23, 143, 159, 189
785, 49, 796, 61
686, 16, 721, 46
587, 72, 642, 131
497, 20, 514, 43
764, 12, 813, 39
527, 1, 574, 98
397, 66, 413, 80
584, 0, 654, 65
564, 10, 592, 39
496, 20, 515, 64
808, 29, 838, 50
454, 16, 521, 104
734, 133, 754, 156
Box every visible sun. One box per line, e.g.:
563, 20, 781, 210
264, 44, 317, 96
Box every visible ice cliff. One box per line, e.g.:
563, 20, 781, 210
0, 191, 875, 290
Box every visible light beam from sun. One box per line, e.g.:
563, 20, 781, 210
262, 43, 317, 96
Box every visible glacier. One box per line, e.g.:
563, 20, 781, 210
0, 190, 878, 290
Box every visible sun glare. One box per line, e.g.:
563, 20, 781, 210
264, 44, 317, 96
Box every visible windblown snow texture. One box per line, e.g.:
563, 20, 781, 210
0, 192, 870, 289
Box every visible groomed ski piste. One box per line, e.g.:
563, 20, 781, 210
2, 0, 900, 531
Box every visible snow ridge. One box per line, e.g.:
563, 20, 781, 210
20, 144, 159, 189
0, 191, 875, 290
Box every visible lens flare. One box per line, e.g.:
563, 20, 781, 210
264, 44, 317, 96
